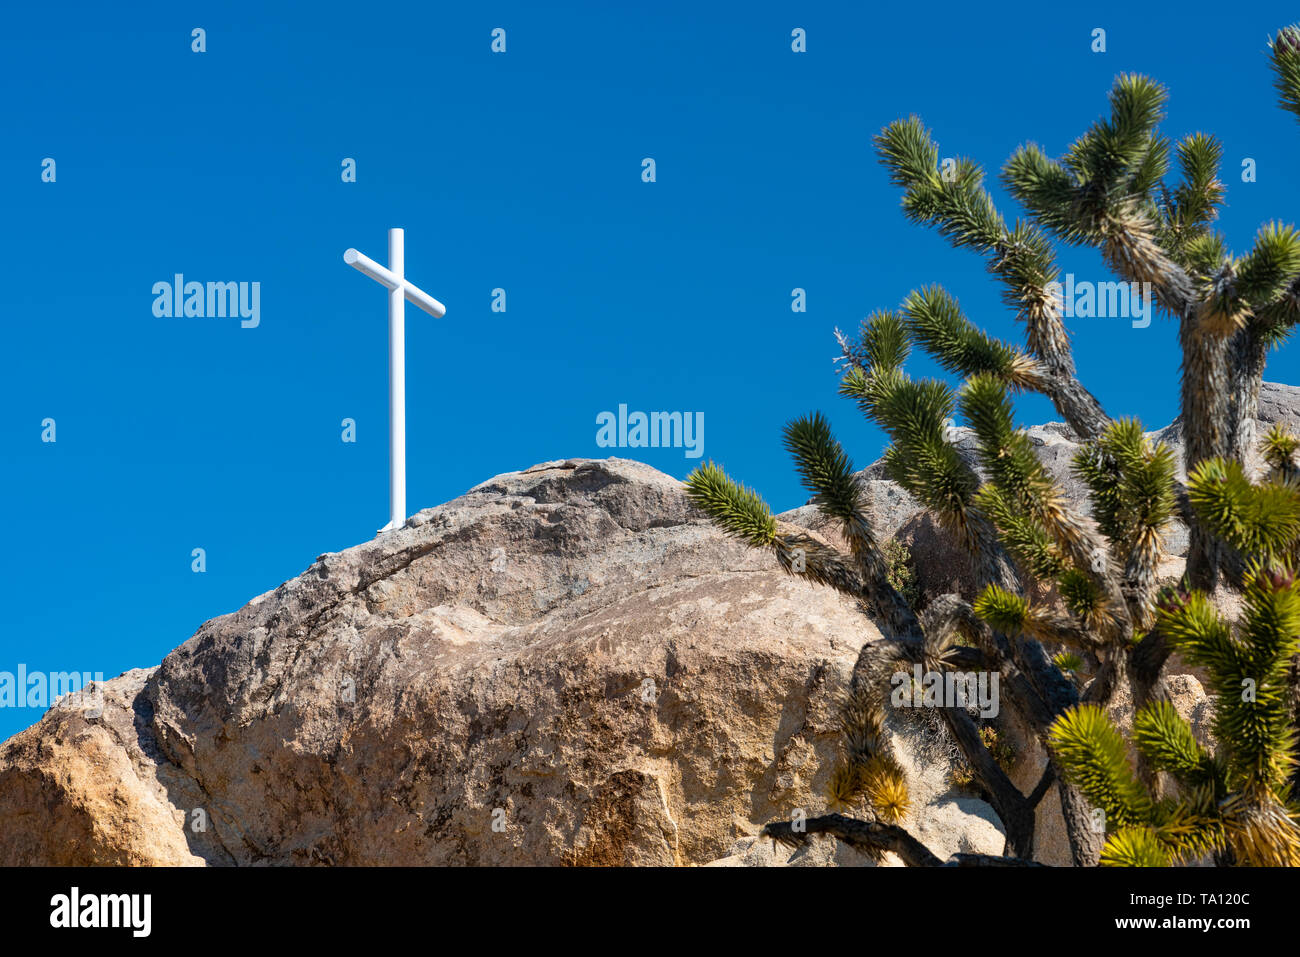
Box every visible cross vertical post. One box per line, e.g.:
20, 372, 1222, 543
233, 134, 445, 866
343, 228, 447, 533
388, 228, 405, 531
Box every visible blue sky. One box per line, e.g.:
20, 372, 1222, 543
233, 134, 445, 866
3, 0, 1299, 740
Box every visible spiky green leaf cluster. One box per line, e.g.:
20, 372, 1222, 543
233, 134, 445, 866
861, 310, 910, 372
1182, 231, 1230, 278
784, 413, 860, 524
1271, 24, 1300, 124
876, 117, 1003, 252
1065, 74, 1168, 202
975, 485, 1065, 581
902, 286, 1037, 386
875, 118, 1060, 324
1053, 651, 1085, 674
1133, 700, 1219, 788
960, 375, 1058, 515
1156, 133, 1224, 262
1049, 705, 1152, 829
1157, 578, 1300, 794
1186, 458, 1300, 561
1051, 702, 1231, 864
1262, 423, 1300, 483
683, 462, 776, 549
1074, 419, 1175, 556
1100, 827, 1170, 866
1004, 75, 1169, 243
1140, 561, 1300, 864
1236, 223, 1300, 307
842, 359, 978, 526
1002, 144, 1083, 243
960, 376, 1118, 617
1257, 277, 1300, 347
1058, 569, 1104, 623
972, 583, 1028, 634
826, 685, 911, 829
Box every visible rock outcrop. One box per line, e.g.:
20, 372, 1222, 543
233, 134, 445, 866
6, 383, 1297, 866
0, 458, 999, 866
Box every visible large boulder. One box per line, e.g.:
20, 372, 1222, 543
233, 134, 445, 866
0, 458, 995, 866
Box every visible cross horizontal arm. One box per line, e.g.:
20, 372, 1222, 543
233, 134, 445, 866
343, 248, 447, 318
344, 248, 398, 289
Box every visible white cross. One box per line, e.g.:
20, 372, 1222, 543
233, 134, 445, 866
343, 228, 446, 533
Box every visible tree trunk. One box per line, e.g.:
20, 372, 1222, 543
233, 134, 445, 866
1225, 324, 1268, 466
1180, 316, 1231, 590
1057, 773, 1107, 866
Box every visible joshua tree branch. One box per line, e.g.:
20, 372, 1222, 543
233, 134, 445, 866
762, 814, 945, 866
1055, 771, 1107, 866
1038, 371, 1113, 441
762, 814, 1045, 866
1131, 626, 1171, 710
920, 594, 1059, 728
852, 630, 1039, 858
939, 702, 1037, 857
1027, 764, 1056, 808
771, 527, 871, 603
946, 853, 1048, 867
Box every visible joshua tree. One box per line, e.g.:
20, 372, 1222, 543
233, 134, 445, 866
1048, 429, 1300, 866
685, 27, 1300, 866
